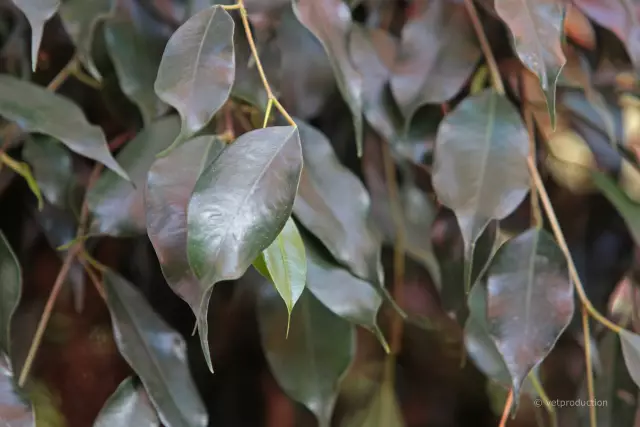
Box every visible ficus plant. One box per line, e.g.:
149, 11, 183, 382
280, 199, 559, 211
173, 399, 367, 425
1, 0, 640, 426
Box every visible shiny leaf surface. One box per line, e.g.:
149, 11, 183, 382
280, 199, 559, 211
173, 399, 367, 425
11, 0, 59, 71
620, 329, 640, 390
94, 377, 159, 427
0, 353, 34, 427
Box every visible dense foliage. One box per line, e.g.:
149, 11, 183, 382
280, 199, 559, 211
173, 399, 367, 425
1, 0, 640, 426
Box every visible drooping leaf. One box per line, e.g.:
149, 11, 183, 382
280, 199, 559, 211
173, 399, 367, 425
390, 0, 480, 124
495, 0, 566, 125
0, 75, 129, 181
619, 329, 640, 391
87, 116, 181, 236
293, 120, 381, 285
104, 16, 169, 125
154, 5, 235, 146
0, 353, 34, 427
187, 126, 302, 371
486, 228, 574, 402
255, 217, 307, 324
432, 89, 530, 255
257, 286, 355, 427
292, 0, 364, 156
104, 271, 208, 427
59, 0, 113, 80
146, 135, 226, 315
342, 376, 404, 427
0, 231, 20, 357
94, 377, 159, 427
11, 0, 60, 71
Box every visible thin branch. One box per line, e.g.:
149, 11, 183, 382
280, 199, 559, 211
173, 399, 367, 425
522, 72, 542, 228
47, 56, 79, 91
499, 389, 514, 427
582, 305, 597, 427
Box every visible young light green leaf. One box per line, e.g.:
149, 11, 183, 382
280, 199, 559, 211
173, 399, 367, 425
258, 286, 355, 427
495, 0, 566, 126
0, 75, 129, 181
292, 0, 364, 156
146, 135, 226, 316
154, 5, 235, 147
0, 353, 34, 427
0, 153, 43, 211
87, 116, 181, 236
592, 171, 640, 246
187, 126, 302, 371
104, 271, 208, 427
390, 0, 480, 125
94, 377, 159, 427
432, 89, 530, 256
342, 377, 404, 427
104, 16, 169, 125
0, 231, 21, 357
59, 0, 113, 79
11, 0, 60, 71
486, 228, 574, 402
293, 120, 381, 285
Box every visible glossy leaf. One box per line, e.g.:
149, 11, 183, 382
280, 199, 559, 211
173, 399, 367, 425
432, 89, 530, 253
94, 377, 159, 427
0, 231, 20, 357
0, 75, 129, 181
390, 0, 480, 123
258, 286, 355, 427
486, 228, 574, 401
59, 0, 113, 79
292, 0, 364, 156
495, 0, 566, 125
187, 126, 302, 371
293, 120, 381, 285
11, 0, 60, 71
146, 135, 226, 314
87, 116, 181, 236
154, 5, 235, 143
104, 16, 169, 125
0, 353, 34, 427
592, 171, 640, 246
104, 271, 208, 427
342, 377, 404, 427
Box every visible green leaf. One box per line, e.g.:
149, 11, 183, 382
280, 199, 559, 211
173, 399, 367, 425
0, 231, 20, 357
146, 135, 226, 315
104, 271, 208, 427
257, 217, 306, 330
495, 0, 566, 126
94, 377, 159, 427
303, 233, 388, 351
390, 0, 480, 125
341, 377, 404, 427
432, 89, 530, 256
292, 0, 364, 156
22, 136, 74, 209
0, 75, 129, 182
87, 116, 181, 236
104, 16, 169, 126
293, 121, 381, 285
11, 0, 60, 71
59, 0, 113, 80
592, 171, 640, 246
486, 228, 574, 402
258, 286, 355, 427
187, 125, 302, 371
0, 153, 43, 211
620, 329, 640, 391
154, 5, 235, 146
0, 353, 35, 427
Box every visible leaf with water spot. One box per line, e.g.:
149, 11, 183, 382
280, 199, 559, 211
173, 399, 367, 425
11, 0, 60, 71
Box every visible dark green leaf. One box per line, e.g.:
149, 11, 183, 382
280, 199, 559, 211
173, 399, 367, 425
146, 135, 226, 315
94, 377, 159, 427
59, 0, 113, 79
390, 0, 480, 124
104, 271, 208, 427
495, 0, 566, 125
486, 228, 573, 402
154, 5, 235, 144
87, 116, 181, 236
341, 376, 404, 427
292, 0, 364, 156
187, 126, 302, 371
11, 0, 60, 71
104, 16, 169, 125
0, 75, 129, 181
0, 231, 20, 357
0, 353, 34, 427
258, 286, 355, 427
432, 89, 529, 253
592, 171, 640, 246
293, 121, 381, 285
